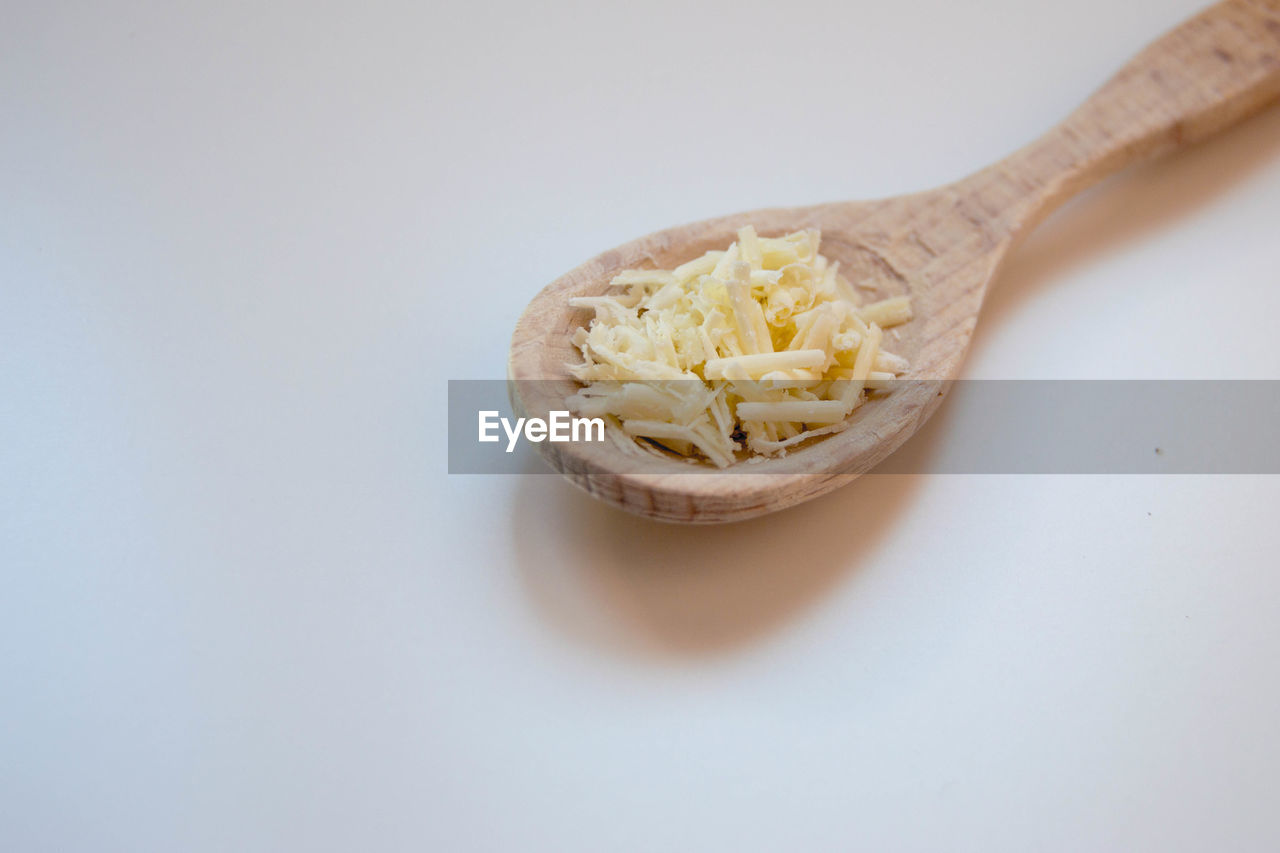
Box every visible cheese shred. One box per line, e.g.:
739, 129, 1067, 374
566, 227, 912, 467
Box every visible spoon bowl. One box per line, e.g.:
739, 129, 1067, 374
509, 0, 1280, 522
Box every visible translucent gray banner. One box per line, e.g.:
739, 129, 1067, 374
448, 380, 1280, 474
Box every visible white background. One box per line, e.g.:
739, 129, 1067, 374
4, 0, 1280, 850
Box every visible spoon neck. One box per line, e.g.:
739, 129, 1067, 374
960, 0, 1280, 242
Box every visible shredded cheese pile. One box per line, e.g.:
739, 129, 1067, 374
566, 227, 912, 467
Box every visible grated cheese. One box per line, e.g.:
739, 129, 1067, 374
565, 227, 913, 467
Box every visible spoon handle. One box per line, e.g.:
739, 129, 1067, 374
982, 0, 1280, 233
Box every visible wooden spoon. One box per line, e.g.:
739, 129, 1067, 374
508, 0, 1280, 523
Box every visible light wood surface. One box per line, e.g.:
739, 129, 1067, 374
508, 0, 1280, 523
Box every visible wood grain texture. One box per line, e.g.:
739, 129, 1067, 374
508, 0, 1280, 523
